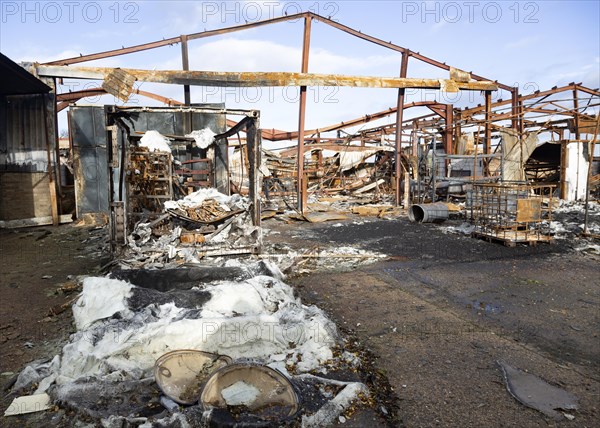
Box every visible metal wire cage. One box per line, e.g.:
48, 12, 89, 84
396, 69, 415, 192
470, 182, 555, 245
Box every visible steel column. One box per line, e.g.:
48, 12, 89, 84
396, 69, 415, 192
297, 16, 312, 212
573, 86, 580, 200
395, 51, 409, 206
511, 88, 519, 132
444, 104, 453, 155
181, 35, 191, 105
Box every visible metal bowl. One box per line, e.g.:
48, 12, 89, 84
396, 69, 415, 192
154, 349, 232, 405
200, 363, 300, 424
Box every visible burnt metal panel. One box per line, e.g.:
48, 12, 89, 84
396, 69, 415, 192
0, 93, 54, 172
70, 106, 109, 215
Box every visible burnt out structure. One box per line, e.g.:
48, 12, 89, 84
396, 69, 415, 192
1, 12, 598, 232
0, 53, 65, 227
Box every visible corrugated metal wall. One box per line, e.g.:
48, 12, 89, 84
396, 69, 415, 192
0, 93, 54, 171
0, 93, 57, 222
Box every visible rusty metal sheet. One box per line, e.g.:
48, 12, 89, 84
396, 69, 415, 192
570, 117, 599, 135
516, 199, 542, 222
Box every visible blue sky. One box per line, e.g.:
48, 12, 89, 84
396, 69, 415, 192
1, 1, 599, 136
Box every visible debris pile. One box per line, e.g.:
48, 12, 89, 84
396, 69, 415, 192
123, 188, 261, 269
7, 268, 368, 426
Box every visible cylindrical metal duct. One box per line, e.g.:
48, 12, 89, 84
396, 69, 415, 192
409, 202, 449, 223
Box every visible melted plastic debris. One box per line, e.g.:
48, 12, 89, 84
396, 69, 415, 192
72, 277, 133, 330
140, 130, 172, 153
15, 271, 366, 425
551, 201, 600, 238
123, 189, 260, 269
441, 222, 476, 236
164, 188, 243, 211
185, 128, 216, 149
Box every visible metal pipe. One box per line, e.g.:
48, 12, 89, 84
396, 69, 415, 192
408, 202, 449, 223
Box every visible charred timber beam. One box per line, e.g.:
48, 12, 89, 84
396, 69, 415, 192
37, 66, 499, 91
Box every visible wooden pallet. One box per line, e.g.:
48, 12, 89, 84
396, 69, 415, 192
472, 230, 553, 247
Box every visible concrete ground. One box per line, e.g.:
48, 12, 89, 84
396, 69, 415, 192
267, 215, 599, 427
0, 215, 598, 427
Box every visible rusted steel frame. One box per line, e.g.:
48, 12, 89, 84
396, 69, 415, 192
573, 84, 600, 97
246, 117, 261, 226
55, 87, 185, 112
181, 35, 191, 105
272, 107, 398, 141
36, 66, 499, 90
312, 14, 512, 91
44, 10, 511, 92
444, 104, 453, 155
465, 83, 597, 116
525, 106, 576, 116
56, 88, 105, 101
57, 87, 185, 105
44, 12, 309, 66
44, 37, 181, 65
573, 87, 581, 200
297, 15, 312, 213
518, 99, 524, 136
511, 88, 519, 132
303, 113, 438, 144
522, 92, 553, 110
560, 141, 568, 199
357, 112, 438, 134
484, 91, 492, 177
453, 109, 461, 155
427, 104, 447, 117
56, 101, 71, 112
471, 107, 565, 122
270, 101, 447, 141
395, 51, 410, 206
278, 144, 394, 157
188, 13, 309, 42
